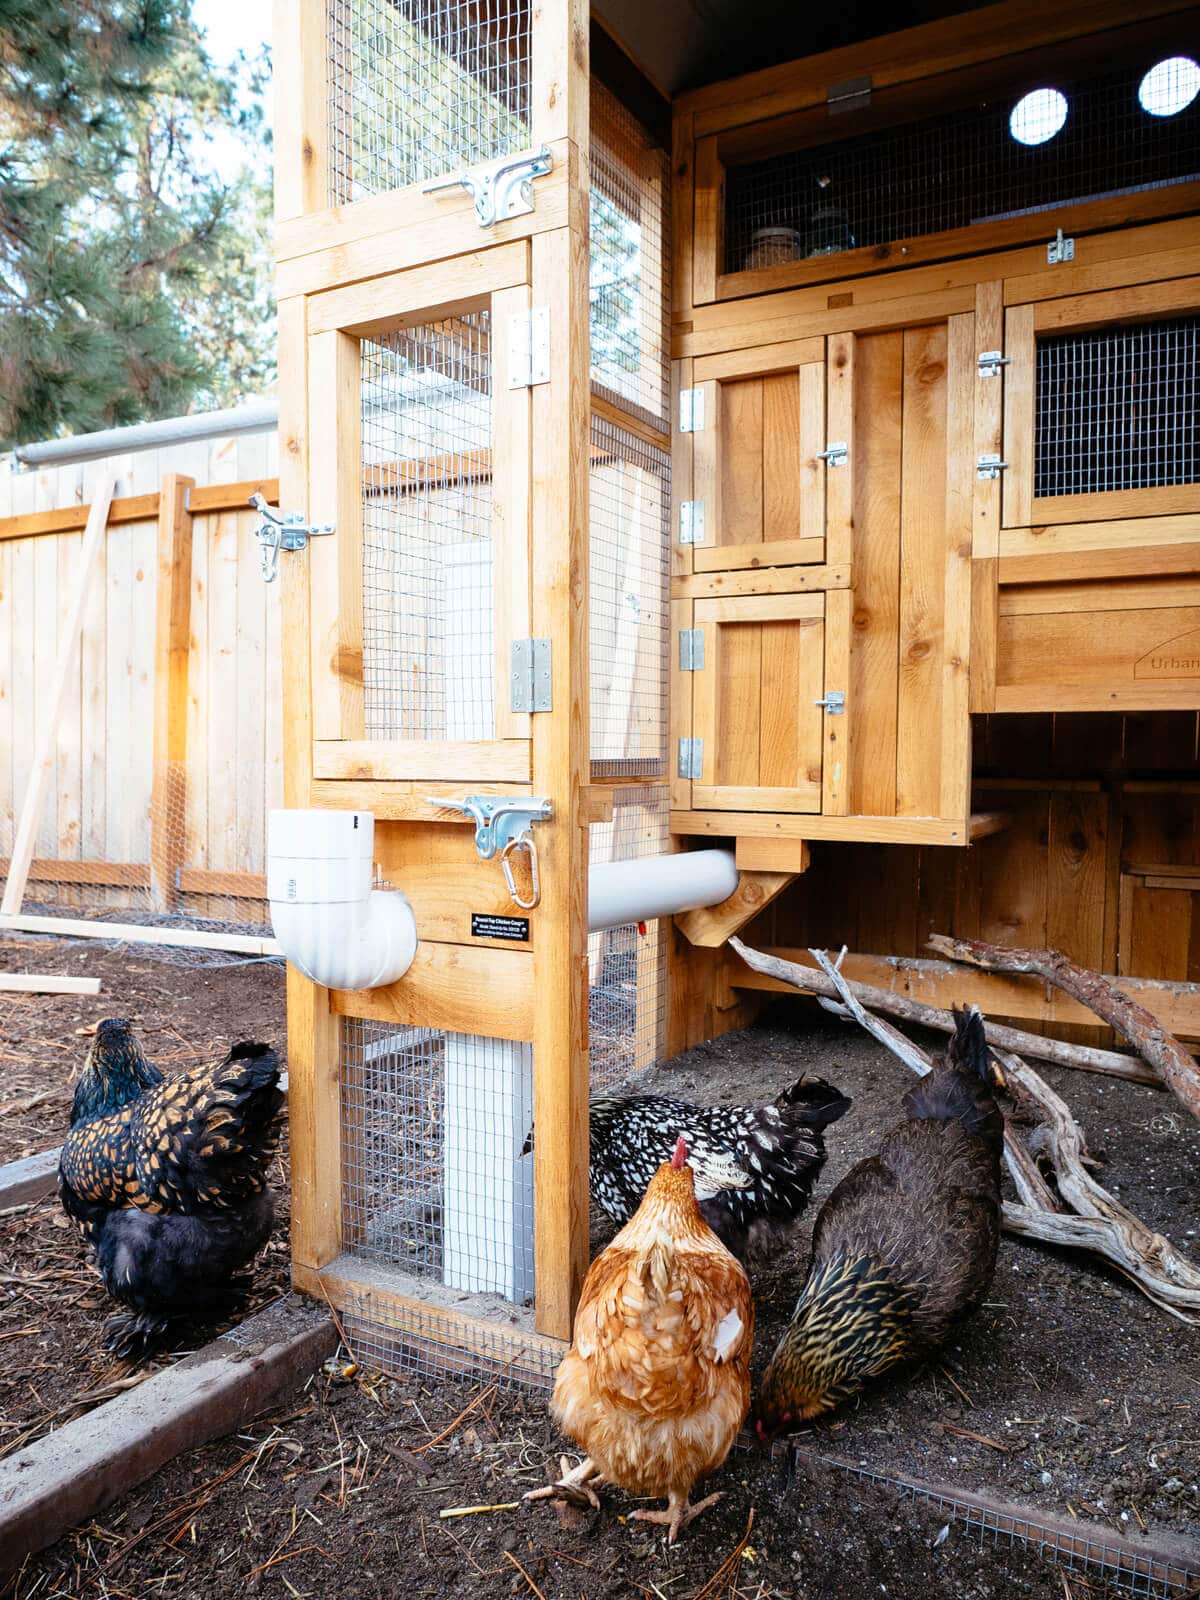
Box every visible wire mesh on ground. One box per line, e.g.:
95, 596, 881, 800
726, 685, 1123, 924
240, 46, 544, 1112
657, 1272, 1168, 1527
1036, 316, 1199, 497
724, 55, 1200, 274
590, 79, 670, 430
325, 0, 531, 205
589, 418, 669, 778
361, 314, 495, 743
791, 1452, 1200, 1599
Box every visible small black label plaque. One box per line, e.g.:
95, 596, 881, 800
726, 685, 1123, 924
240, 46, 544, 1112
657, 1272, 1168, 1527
471, 912, 530, 942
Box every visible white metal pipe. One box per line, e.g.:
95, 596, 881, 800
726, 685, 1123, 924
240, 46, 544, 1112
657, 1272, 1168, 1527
588, 848, 738, 933
13, 398, 278, 468
267, 810, 417, 991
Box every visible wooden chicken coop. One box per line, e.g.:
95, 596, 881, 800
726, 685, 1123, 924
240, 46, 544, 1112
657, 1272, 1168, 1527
272, 0, 1200, 1382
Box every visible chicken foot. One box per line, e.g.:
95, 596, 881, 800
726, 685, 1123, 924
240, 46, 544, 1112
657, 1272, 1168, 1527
523, 1455, 605, 1511
629, 1490, 723, 1545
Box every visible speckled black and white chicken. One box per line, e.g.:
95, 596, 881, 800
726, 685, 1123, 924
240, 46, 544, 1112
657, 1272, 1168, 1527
588, 1076, 852, 1259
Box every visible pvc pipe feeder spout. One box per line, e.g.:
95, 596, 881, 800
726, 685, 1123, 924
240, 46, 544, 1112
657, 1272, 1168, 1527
588, 848, 738, 934
267, 810, 417, 991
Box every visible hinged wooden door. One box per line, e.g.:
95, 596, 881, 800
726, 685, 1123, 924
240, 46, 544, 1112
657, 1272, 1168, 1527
305, 247, 535, 785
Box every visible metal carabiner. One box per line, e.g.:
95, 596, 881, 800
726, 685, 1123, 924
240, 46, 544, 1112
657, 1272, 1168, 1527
501, 830, 540, 911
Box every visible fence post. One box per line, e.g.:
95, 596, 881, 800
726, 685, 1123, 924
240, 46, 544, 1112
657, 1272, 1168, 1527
149, 473, 195, 911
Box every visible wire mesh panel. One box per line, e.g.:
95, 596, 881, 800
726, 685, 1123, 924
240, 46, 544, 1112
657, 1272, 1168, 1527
326, 0, 531, 205
589, 418, 669, 777
361, 315, 496, 742
724, 56, 1200, 274
588, 786, 670, 1092
1035, 315, 1200, 497
590, 80, 670, 429
340, 1018, 535, 1304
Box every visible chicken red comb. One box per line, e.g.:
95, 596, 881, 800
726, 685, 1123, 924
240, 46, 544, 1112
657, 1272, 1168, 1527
670, 1134, 688, 1169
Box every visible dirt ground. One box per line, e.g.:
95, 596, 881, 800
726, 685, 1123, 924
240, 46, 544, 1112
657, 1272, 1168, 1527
2, 936, 1199, 1599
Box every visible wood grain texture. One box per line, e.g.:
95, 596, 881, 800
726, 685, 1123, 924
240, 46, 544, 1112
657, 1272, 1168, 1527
675, 870, 793, 947
149, 474, 195, 910
331, 941, 535, 1040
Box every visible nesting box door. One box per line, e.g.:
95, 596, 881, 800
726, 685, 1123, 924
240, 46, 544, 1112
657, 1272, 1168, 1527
304, 254, 537, 785
678, 316, 976, 835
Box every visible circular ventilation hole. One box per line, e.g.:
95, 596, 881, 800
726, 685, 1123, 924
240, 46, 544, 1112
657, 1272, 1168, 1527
1009, 87, 1069, 145
1138, 56, 1200, 116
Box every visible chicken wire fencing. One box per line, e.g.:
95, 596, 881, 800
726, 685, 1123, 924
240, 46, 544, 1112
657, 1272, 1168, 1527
340, 1019, 535, 1303
590, 79, 670, 430
325, 0, 531, 205
724, 53, 1200, 274
790, 1452, 1200, 1599
589, 417, 670, 777
340, 1285, 559, 1391
587, 786, 670, 1092
1035, 315, 1200, 498
361, 314, 496, 742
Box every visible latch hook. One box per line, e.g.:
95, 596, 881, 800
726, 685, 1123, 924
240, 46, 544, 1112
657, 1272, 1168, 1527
421, 146, 553, 228
248, 493, 335, 584
501, 831, 540, 911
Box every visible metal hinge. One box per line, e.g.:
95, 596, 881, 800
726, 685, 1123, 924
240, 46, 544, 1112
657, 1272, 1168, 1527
977, 454, 1009, 480
510, 638, 552, 713
827, 74, 871, 114
815, 690, 845, 715
679, 388, 705, 432
507, 307, 550, 388
1047, 227, 1075, 265
421, 145, 554, 228
817, 441, 848, 467
678, 629, 705, 671
678, 738, 703, 779
248, 493, 334, 583
978, 350, 1011, 378
679, 500, 705, 544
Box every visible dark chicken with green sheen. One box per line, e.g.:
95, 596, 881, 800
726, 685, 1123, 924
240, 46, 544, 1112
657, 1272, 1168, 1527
59, 1018, 285, 1359
756, 1007, 1003, 1432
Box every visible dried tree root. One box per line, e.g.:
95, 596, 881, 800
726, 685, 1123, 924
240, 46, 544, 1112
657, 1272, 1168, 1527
729, 939, 1160, 1086
927, 934, 1200, 1120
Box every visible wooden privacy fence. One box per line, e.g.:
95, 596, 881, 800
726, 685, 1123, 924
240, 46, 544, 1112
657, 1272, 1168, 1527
0, 427, 285, 941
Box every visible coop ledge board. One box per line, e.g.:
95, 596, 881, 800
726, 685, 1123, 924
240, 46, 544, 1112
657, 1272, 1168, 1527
0, 1297, 337, 1576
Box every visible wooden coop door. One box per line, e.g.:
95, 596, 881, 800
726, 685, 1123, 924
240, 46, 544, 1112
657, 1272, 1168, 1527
304, 249, 535, 786
679, 318, 975, 831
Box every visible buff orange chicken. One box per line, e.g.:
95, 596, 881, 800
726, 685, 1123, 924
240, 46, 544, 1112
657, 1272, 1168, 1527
526, 1134, 754, 1543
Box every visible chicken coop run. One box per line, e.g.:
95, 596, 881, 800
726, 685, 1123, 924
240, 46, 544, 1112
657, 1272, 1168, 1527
271, 0, 1200, 1389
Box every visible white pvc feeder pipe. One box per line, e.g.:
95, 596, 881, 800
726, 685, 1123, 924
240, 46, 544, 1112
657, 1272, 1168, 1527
587, 848, 738, 933
267, 810, 417, 991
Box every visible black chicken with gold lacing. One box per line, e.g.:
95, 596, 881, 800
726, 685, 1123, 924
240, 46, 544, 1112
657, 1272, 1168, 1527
59, 1018, 285, 1359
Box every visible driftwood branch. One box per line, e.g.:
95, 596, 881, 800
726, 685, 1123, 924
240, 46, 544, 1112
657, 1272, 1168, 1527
928, 934, 1200, 1120
743, 939, 1200, 1325
728, 939, 1161, 1087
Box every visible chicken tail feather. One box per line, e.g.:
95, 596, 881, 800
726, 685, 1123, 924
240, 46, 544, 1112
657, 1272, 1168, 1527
901, 1006, 1003, 1149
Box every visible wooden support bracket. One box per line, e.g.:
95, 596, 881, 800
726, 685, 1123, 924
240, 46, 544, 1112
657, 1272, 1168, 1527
675, 869, 794, 947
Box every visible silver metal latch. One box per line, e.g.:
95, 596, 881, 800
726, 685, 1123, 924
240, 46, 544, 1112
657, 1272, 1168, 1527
816, 442, 848, 467
679, 388, 705, 433
977, 454, 1009, 480
679, 500, 705, 545
421, 145, 553, 228
510, 638, 552, 713
1047, 227, 1075, 264
507, 307, 550, 388
978, 350, 1011, 378
678, 629, 705, 671
248, 493, 334, 583
815, 690, 845, 715
678, 738, 703, 779
426, 794, 553, 860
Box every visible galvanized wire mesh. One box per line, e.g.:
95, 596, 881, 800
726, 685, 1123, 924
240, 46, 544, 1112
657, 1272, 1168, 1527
341, 1285, 559, 1390
361, 315, 495, 742
340, 1018, 535, 1305
590, 80, 670, 429
1036, 315, 1200, 497
791, 1452, 1200, 1599
326, 0, 531, 205
724, 56, 1200, 273
588, 786, 670, 1091
589, 417, 669, 778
